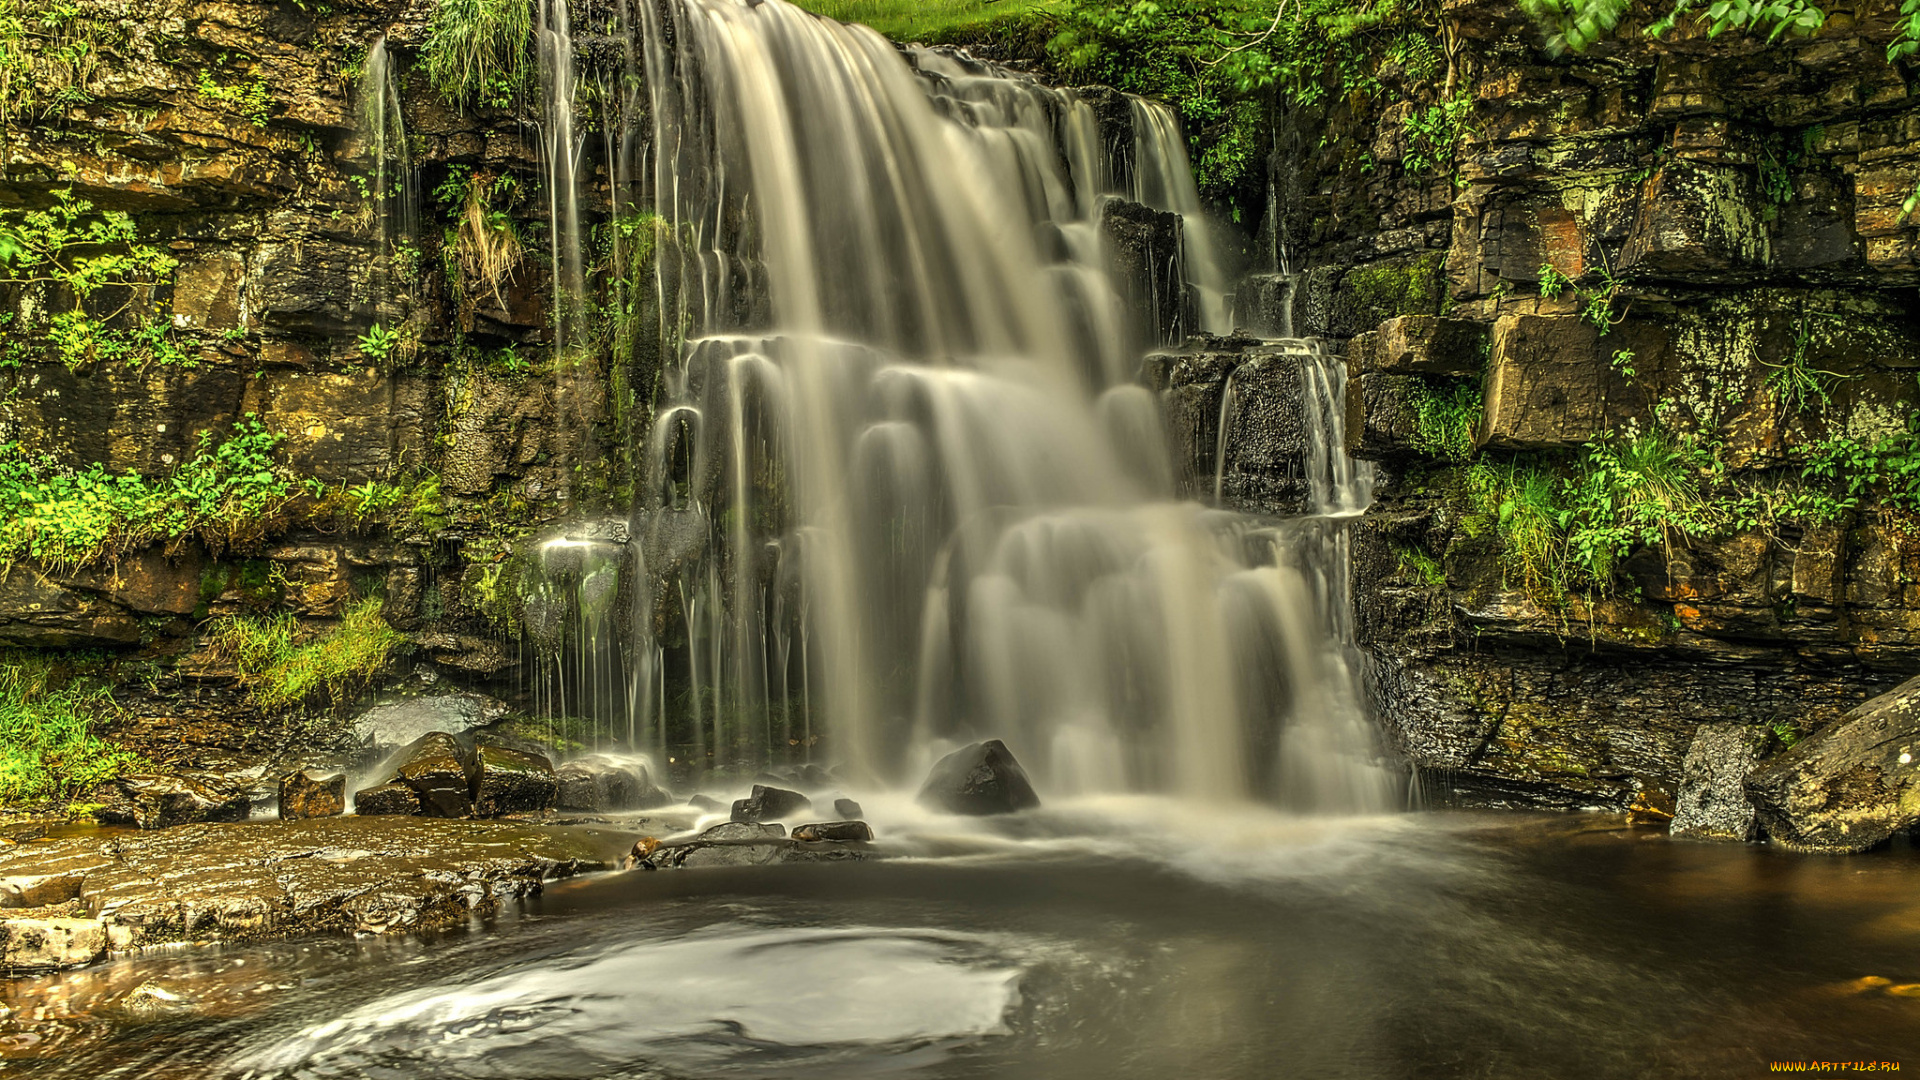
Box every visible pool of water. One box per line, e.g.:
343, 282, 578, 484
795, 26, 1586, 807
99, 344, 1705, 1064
5, 804, 1918, 1079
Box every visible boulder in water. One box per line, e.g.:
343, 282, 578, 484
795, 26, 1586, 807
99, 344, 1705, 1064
279, 769, 346, 820
916, 740, 1040, 815
353, 782, 421, 816
833, 797, 863, 820
556, 755, 670, 812
687, 793, 726, 813
1746, 674, 1920, 853
695, 821, 787, 842
792, 820, 873, 842
392, 732, 478, 818
730, 785, 811, 823
473, 745, 557, 817
1672, 724, 1768, 842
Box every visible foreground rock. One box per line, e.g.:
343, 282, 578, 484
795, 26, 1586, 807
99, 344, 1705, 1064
473, 745, 558, 816
393, 733, 479, 818
917, 740, 1041, 815
629, 820, 871, 871
353, 782, 422, 816
730, 785, 811, 823
94, 775, 251, 830
0, 817, 623, 972
1746, 675, 1920, 853
556, 755, 670, 812
792, 821, 873, 842
1672, 725, 1768, 842
279, 770, 347, 820
1, 919, 106, 973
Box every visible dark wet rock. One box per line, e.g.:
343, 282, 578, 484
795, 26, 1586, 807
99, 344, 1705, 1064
1746, 674, 1920, 854
0, 819, 610, 968
1626, 783, 1676, 828
95, 775, 251, 830
0, 873, 84, 909
353, 782, 421, 817
833, 798, 864, 820
641, 818, 869, 871
697, 821, 787, 842
1365, 315, 1487, 376
687, 794, 726, 813
393, 733, 478, 818
0, 918, 106, 971
473, 745, 557, 817
730, 785, 811, 824
917, 740, 1041, 816
794, 764, 834, 790
278, 770, 346, 821
792, 821, 873, 842
352, 693, 508, 755
1100, 198, 1184, 347
556, 756, 670, 812
1672, 725, 1768, 842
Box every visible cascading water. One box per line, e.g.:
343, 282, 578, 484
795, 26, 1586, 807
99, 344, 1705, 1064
541, 0, 1390, 811
359, 37, 418, 293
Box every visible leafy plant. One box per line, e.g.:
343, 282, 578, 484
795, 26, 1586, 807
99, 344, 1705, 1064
357, 322, 404, 363
0, 188, 184, 371
196, 68, 273, 127
1538, 263, 1572, 299
0, 414, 295, 572
1407, 378, 1481, 462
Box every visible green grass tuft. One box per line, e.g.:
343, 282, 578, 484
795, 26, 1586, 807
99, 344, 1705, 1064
423, 0, 533, 110
0, 650, 143, 807
208, 597, 406, 711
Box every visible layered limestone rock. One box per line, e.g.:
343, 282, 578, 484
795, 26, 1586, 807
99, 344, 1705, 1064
1220, 0, 1920, 815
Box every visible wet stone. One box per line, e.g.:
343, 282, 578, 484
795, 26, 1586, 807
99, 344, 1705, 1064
96, 774, 251, 830
792, 821, 874, 842
0, 872, 84, 909
555, 755, 669, 812
1672, 724, 1768, 842
697, 821, 787, 843
833, 798, 864, 820
393, 732, 477, 818
917, 739, 1042, 816
1747, 673, 1920, 853
0, 917, 106, 971
730, 785, 812, 824
687, 794, 726, 813
473, 745, 557, 817
279, 770, 347, 821
352, 782, 421, 817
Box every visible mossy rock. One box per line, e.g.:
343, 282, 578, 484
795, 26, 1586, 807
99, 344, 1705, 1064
1327, 251, 1449, 338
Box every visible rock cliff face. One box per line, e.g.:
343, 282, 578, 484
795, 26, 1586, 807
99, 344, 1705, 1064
0, 0, 624, 784
1199, 0, 1920, 812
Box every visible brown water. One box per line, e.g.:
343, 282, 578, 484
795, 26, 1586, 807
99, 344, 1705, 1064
4, 809, 1918, 1079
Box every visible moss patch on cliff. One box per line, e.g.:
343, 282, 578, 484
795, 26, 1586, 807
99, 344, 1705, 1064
0, 649, 142, 807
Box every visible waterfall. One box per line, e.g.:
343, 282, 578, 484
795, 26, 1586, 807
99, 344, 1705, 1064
359, 37, 418, 291
545, 0, 1390, 810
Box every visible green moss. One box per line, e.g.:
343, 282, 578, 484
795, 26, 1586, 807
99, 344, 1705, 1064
1395, 546, 1447, 586
1339, 251, 1448, 333
0, 649, 143, 807
207, 597, 406, 712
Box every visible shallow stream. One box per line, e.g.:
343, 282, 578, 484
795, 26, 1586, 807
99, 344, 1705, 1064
6, 805, 1918, 1078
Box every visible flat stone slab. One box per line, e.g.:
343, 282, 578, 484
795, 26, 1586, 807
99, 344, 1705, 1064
0, 817, 639, 973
